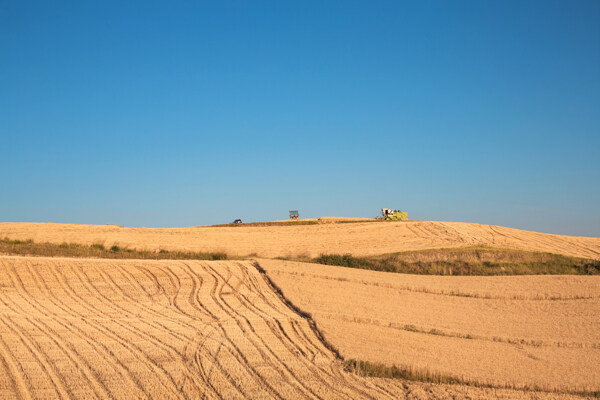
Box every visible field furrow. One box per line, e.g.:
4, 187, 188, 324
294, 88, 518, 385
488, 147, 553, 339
0, 256, 399, 399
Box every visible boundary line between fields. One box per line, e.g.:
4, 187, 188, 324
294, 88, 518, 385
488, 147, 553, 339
250, 260, 344, 361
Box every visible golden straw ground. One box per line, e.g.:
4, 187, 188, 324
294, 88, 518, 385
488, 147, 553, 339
259, 258, 600, 394
1, 220, 599, 258
0, 255, 589, 399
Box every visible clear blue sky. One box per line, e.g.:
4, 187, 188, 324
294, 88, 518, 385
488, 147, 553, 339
2, 1, 599, 236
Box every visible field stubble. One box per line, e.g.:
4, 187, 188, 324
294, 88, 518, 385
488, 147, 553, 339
0, 255, 588, 399
1, 221, 599, 259
259, 258, 600, 394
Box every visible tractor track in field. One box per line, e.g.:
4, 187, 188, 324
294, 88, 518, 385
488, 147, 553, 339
0, 256, 411, 399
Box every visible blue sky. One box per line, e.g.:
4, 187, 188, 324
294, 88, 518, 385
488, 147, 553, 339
1, 1, 599, 236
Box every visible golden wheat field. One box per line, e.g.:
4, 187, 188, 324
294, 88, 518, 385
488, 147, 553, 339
0, 255, 580, 400
1, 221, 599, 259
0, 256, 382, 399
0, 221, 599, 399
260, 258, 600, 393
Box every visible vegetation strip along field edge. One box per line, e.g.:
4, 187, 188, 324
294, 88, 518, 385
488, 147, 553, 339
345, 359, 600, 398
304, 248, 600, 275
3, 237, 599, 275
0, 237, 229, 260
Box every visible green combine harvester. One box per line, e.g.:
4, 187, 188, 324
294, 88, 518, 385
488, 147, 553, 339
381, 208, 408, 221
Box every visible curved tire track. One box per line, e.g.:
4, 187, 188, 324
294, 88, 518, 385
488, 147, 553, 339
0, 256, 400, 399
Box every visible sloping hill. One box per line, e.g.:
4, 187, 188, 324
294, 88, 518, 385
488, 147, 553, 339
1, 221, 599, 259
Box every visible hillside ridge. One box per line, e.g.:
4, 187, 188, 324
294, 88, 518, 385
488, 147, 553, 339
1, 220, 598, 259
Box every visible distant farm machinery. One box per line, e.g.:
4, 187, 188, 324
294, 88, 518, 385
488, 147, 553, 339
379, 208, 408, 221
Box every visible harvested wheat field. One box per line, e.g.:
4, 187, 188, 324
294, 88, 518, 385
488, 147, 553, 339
1, 221, 599, 259
0, 256, 378, 399
1, 221, 599, 399
0, 255, 586, 400
259, 258, 600, 395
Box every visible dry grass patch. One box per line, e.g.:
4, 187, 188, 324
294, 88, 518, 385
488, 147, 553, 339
345, 359, 600, 398
308, 247, 600, 275
0, 237, 229, 260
